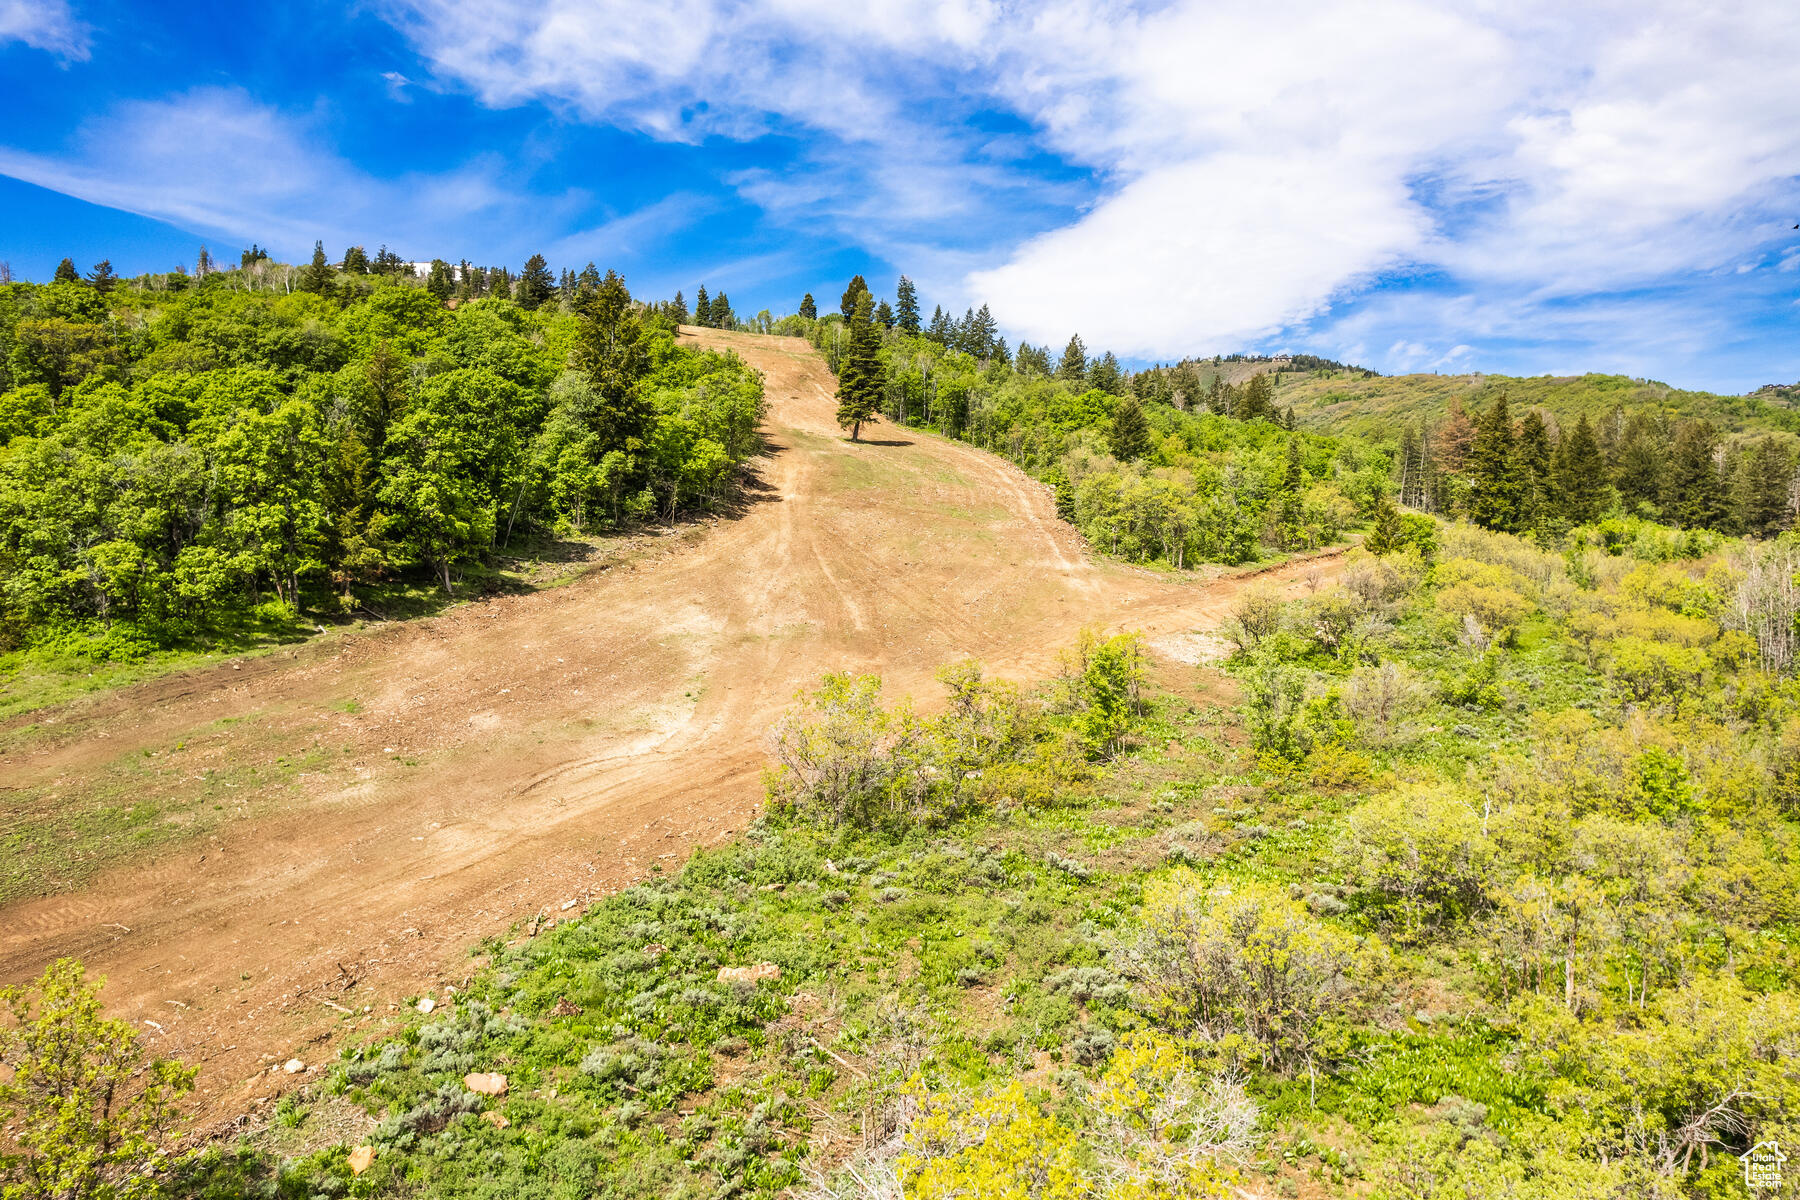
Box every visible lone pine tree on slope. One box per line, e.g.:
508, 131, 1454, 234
835, 293, 882, 442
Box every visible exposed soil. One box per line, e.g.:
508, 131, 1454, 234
0, 328, 1336, 1126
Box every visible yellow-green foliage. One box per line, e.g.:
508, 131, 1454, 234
1120, 875, 1380, 1072
896, 1031, 1247, 1200
0, 959, 196, 1200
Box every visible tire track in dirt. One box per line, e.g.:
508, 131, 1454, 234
0, 328, 1337, 1124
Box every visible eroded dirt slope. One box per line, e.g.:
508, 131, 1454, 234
0, 328, 1335, 1121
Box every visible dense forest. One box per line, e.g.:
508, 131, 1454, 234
0, 254, 765, 658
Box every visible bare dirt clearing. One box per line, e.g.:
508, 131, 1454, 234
0, 328, 1335, 1123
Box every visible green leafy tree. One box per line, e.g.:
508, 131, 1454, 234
0, 959, 196, 1200
798, 292, 816, 321
300, 240, 334, 294
1109, 393, 1151, 462
210, 400, 332, 610
1466, 393, 1523, 531
834, 293, 881, 441
895, 275, 919, 333
515, 253, 554, 310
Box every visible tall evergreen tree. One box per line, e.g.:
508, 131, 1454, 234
840, 274, 869, 319
835, 293, 881, 441
516, 254, 554, 310
1109, 393, 1150, 462
1465, 393, 1523, 531
195, 245, 215, 277
1237, 373, 1274, 422
572, 270, 651, 454
53, 258, 79, 283
425, 259, 453, 302
710, 291, 733, 328
895, 276, 920, 333
1089, 351, 1123, 395
86, 260, 117, 293
1665, 420, 1729, 530
1515, 409, 1554, 530
455, 260, 473, 302
799, 292, 817, 320
1553, 414, 1608, 526
1612, 416, 1666, 512
670, 290, 690, 323
300, 241, 334, 294
694, 285, 711, 326
969, 304, 998, 358
577, 262, 601, 297
927, 305, 950, 344
1736, 436, 1793, 538
1016, 342, 1051, 376
1056, 334, 1088, 383
343, 245, 369, 274
1275, 435, 1306, 548
875, 299, 894, 329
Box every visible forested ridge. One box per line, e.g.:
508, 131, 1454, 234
0, 254, 765, 659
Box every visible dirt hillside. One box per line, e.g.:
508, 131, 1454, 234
0, 328, 1335, 1123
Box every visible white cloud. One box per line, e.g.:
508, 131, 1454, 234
0, 0, 89, 60
382, 0, 1800, 376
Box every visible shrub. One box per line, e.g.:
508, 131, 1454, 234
1118, 876, 1376, 1072
0, 959, 196, 1200
1339, 786, 1495, 935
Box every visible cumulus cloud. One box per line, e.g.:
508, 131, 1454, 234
383, 0, 1800, 373
0, 0, 90, 60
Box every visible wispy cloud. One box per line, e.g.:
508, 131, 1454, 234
0, 0, 90, 61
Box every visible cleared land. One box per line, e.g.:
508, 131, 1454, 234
0, 329, 1335, 1122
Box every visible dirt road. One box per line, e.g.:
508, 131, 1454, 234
0, 329, 1334, 1120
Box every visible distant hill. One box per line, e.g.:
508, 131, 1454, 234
1270, 370, 1800, 438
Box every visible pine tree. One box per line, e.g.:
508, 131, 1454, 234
970, 305, 998, 358
1434, 397, 1476, 475
710, 291, 733, 328
300, 241, 334, 294
1736, 436, 1793, 537
1553, 414, 1608, 526
1056, 334, 1087, 383
1465, 393, 1522, 531
578, 262, 601, 297
54, 257, 79, 283
516, 254, 554, 309
1664, 421, 1729, 530
343, 245, 369, 274
895, 276, 920, 333
1612, 417, 1666, 512
86, 259, 117, 293
1089, 351, 1123, 395
991, 337, 1010, 367
875, 299, 894, 329
1364, 490, 1406, 555
1109, 393, 1150, 462
835, 293, 882, 441
195, 245, 214, 277
840, 274, 869, 319
798, 292, 816, 321
927, 305, 950, 344
572, 270, 651, 454
455, 261, 473, 302
1515, 409, 1554, 530
1275, 435, 1306, 548
694, 285, 711, 326
425, 259, 453, 302
668, 290, 689, 323
1238, 373, 1273, 422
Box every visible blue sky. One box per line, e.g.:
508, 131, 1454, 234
3, 0, 1798, 393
